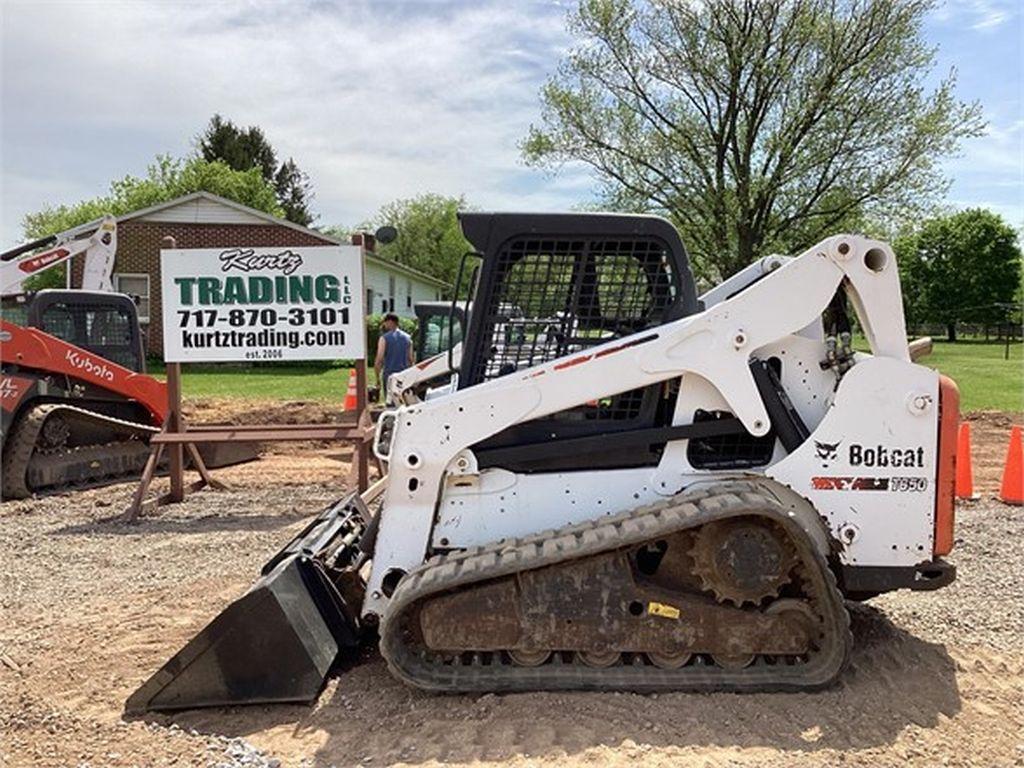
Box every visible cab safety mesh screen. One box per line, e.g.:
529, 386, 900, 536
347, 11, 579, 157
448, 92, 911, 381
40, 301, 140, 370
467, 237, 677, 388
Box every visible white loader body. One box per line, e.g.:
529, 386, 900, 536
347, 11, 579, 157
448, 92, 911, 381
368, 234, 943, 616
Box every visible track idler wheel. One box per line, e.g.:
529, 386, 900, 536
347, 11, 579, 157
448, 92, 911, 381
508, 649, 550, 667
765, 598, 819, 646
577, 650, 620, 668
711, 653, 756, 670
40, 414, 70, 449
647, 651, 692, 669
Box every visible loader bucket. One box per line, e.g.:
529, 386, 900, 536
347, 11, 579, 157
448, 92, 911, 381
126, 492, 371, 713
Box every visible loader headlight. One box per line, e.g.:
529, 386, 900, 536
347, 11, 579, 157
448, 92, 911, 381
374, 411, 396, 461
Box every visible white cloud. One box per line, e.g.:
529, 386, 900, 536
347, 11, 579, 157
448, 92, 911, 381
3, 0, 1020, 246
0, 0, 595, 244
931, 0, 1016, 31
943, 112, 1024, 228
968, 1, 1010, 29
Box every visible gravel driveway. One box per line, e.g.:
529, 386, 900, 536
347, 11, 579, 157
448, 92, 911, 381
1, 449, 1021, 768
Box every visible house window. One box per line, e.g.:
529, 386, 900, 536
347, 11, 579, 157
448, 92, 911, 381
114, 273, 150, 322
366, 288, 373, 312
406, 279, 413, 308
388, 275, 395, 312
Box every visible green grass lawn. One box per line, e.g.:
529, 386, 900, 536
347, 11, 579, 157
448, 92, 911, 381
148, 339, 1022, 412
917, 339, 1022, 412
148, 360, 374, 401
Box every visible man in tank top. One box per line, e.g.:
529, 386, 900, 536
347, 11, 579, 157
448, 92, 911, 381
375, 312, 414, 401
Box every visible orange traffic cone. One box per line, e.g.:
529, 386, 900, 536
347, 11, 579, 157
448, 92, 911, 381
342, 368, 358, 411
999, 425, 1024, 506
955, 422, 977, 500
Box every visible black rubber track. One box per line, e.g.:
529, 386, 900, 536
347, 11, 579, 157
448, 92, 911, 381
2, 403, 157, 499
380, 480, 851, 693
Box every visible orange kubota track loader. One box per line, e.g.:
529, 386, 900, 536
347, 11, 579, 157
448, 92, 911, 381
0, 216, 172, 497
1, 291, 169, 497
0, 217, 250, 498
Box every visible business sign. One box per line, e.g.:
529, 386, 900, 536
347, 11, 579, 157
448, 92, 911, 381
160, 246, 365, 362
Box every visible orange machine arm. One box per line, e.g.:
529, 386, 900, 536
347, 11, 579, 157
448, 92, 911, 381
0, 320, 167, 424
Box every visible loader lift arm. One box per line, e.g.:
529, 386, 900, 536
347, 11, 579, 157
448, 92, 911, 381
0, 319, 167, 423
1, 215, 117, 294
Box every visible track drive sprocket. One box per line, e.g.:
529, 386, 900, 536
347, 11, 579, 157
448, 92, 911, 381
689, 518, 797, 606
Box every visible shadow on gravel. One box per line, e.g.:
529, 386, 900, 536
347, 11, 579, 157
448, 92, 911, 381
158, 602, 961, 766
50, 511, 306, 537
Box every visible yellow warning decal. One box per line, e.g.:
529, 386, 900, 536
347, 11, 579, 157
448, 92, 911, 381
647, 601, 680, 620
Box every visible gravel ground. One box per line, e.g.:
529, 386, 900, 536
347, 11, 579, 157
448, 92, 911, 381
1, 441, 1022, 767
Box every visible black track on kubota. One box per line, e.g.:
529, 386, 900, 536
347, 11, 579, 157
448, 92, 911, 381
2, 403, 157, 499
380, 481, 851, 693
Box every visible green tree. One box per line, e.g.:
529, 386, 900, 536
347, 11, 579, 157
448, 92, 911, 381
21, 155, 282, 289
198, 114, 278, 181
274, 158, 316, 227
328, 193, 471, 289
197, 115, 316, 226
523, 0, 984, 282
895, 209, 1022, 341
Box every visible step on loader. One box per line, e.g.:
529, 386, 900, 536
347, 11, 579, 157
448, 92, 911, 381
127, 213, 959, 712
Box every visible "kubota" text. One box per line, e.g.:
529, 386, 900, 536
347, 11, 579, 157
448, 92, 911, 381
65, 350, 114, 382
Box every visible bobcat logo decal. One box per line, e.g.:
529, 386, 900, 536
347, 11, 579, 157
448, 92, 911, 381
814, 440, 841, 464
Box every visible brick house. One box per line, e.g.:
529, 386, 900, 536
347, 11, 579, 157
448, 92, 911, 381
65, 191, 447, 355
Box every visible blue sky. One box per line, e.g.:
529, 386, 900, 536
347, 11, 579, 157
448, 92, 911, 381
1, 0, 1020, 246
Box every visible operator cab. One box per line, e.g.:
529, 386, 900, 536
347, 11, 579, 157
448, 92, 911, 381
1, 289, 146, 373
457, 212, 699, 386
454, 212, 700, 471
414, 301, 467, 361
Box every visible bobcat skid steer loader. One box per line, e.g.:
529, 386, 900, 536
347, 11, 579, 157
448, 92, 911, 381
127, 213, 958, 712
